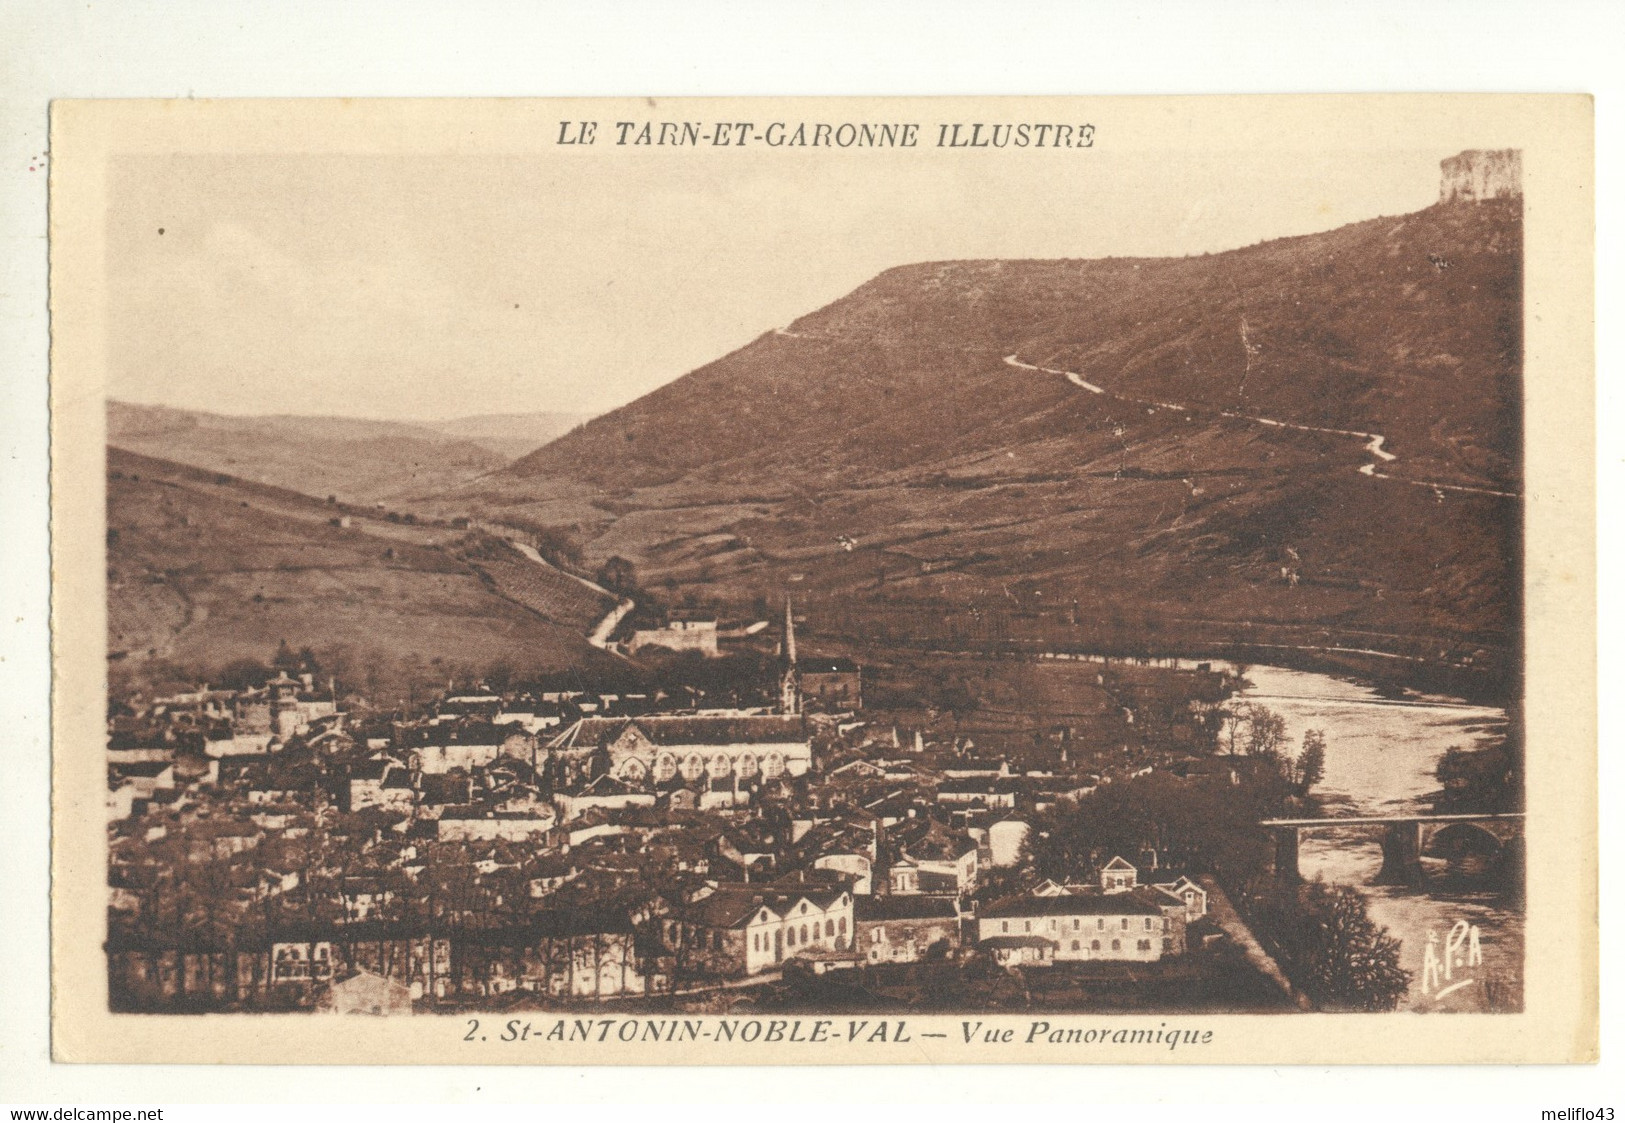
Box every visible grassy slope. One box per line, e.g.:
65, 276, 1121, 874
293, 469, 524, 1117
107, 448, 615, 694
464, 201, 1519, 654
509, 201, 1517, 491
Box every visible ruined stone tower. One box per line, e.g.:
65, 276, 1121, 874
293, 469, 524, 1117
1438, 149, 1523, 204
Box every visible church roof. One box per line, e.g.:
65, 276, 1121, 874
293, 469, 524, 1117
684, 883, 848, 929
550, 714, 808, 751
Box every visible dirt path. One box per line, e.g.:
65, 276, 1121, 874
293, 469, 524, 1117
1003, 354, 1518, 500
589, 598, 637, 650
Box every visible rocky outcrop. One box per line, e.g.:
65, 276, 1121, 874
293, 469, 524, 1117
1439, 149, 1522, 203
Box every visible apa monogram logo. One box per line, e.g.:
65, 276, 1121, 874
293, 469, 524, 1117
1421, 919, 1484, 1004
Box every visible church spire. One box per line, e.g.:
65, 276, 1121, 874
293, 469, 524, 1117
780, 594, 800, 714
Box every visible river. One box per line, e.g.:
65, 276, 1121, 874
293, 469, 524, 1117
1235, 664, 1523, 1012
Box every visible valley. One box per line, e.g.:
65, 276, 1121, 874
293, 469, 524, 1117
105, 198, 1523, 702
420, 199, 1521, 695
95, 147, 1530, 1024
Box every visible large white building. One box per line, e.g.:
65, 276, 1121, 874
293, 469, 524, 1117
987, 819, 1032, 868
435, 805, 558, 842
547, 714, 813, 789
976, 856, 1204, 963
978, 893, 1177, 962
627, 616, 719, 656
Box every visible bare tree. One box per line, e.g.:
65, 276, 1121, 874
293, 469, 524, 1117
1218, 704, 1249, 756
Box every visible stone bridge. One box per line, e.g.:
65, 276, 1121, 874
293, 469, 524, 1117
1260, 813, 1524, 888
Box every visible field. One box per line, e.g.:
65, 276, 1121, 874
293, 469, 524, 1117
106, 448, 616, 698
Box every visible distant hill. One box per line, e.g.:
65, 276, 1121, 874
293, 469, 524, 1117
428, 411, 591, 461
106, 448, 616, 697
107, 402, 512, 505
457, 199, 1521, 670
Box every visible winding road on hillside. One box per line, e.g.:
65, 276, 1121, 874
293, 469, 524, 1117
505, 539, 637, 655
1002, 354, 1519, 500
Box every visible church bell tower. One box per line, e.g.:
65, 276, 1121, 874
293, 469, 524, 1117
780, 595, 800, 715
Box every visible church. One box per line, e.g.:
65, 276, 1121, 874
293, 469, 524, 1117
545, 597, 818, 797
544, 712, 813, 790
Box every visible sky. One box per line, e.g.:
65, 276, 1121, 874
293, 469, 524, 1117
106, 145, 1447, 422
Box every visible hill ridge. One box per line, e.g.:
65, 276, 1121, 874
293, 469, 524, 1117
108, 400, 588, 503
471, 198, 1519, 666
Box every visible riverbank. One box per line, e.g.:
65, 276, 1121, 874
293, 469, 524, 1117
1234, 664, 1523, 1012
811, 618, 1515, 707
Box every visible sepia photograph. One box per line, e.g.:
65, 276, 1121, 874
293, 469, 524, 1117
44, 95, 1595, 1066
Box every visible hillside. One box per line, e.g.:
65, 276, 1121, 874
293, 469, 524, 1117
108, 402, 513, 505
456, 199, 1522, 674
106, 448, 617, 697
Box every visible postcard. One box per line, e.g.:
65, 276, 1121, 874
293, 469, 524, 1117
48, 94, 1596, 1063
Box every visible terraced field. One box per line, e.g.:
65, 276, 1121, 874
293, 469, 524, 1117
106, 448, 617, 695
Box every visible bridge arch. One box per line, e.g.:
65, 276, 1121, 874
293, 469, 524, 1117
1262, 813, 1524, 889
1423, 821, 1505, 860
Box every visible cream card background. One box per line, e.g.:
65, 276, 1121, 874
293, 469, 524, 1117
1, 0, 1617, 1103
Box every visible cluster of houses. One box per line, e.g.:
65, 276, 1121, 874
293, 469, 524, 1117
108, 670, 338, 764
106, 640, 1225, 1013
105, 845, 1209, 1012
